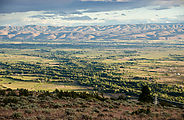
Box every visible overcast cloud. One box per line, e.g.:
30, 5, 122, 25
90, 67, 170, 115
0, 0, 183, 26
0, 0, 183, 13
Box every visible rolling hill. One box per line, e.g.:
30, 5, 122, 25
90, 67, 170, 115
0, 23, 183, 42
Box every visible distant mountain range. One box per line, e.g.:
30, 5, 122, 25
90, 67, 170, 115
0, 23, 184, 42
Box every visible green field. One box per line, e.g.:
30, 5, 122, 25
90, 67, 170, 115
0, 76, 89, 92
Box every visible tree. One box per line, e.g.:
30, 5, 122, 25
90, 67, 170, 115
138, 85, 153, 103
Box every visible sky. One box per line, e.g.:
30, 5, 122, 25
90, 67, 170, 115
0, 0, 184, 26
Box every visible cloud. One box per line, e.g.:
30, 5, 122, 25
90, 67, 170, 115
70, 11, 83, 15
62, 16, 92, 20
175, 15, 184, 22
152, 0, 184, 7
30, 15, 46, 19
81, 0, 133, 2
0, 0, 184, 26
151, 6, 173, 10
0, 0, 184, 13
80, 0, 113, 1
43, 11, 67, 16
152, 7, 170, 10
1, 8, 184, 26
0, 10, 104, 26
0, 0, 75, 13
83, 10, 99, 13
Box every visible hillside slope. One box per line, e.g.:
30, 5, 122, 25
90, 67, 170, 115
0, 89, 183, 120
0, 23, 184, 42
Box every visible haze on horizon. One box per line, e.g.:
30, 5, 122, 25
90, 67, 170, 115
0, 0, 184, 26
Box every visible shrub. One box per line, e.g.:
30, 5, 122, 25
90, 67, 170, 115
53, 89, 59, 94
76, 108, 84, 112
42, 109, 51, 114
6, 88, 12, 91
132, 108, 151, 115
159, 101, 173, 107
182, 113, 184, 118
123, 110, 131, 115
7, 90, 17, 96
0, 90, 6, 96
38, 91, 52, 98
103, 108, 109, 112
93, 108, 100, 113
25, 109, 33, 114
65, 108, 75, 115
162, 112, 171, 118
81, 114, 92, 120
36, 115, 45, 120
67, 115, 76, 120
28, 103, 38, 109
51, 103, 62, 108
19, 89, 32, 96
81, 104, 88, 108
9, 103, 20, 110
28, 96, 38, 103
139, 113, 147, 117
98, 112, 105, 117
108, 104, 113, 109
118, 94, 126, 100
11, 112, 23, 119
3, 96, 19, 104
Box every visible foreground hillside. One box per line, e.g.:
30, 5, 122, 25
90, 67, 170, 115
0, 89, 183, 120
0, 23, 184, 42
